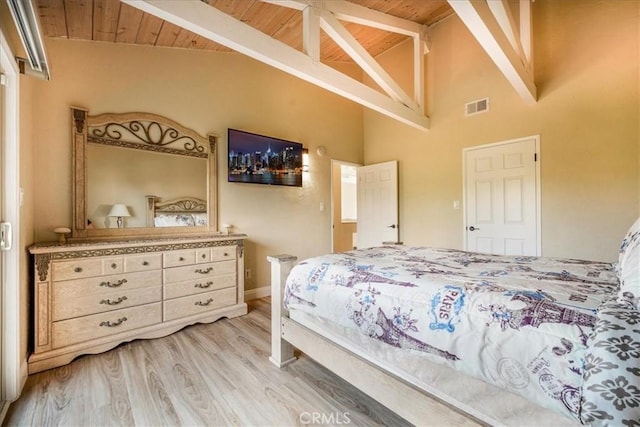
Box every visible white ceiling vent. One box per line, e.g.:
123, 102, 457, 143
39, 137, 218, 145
465, 98, 489, 116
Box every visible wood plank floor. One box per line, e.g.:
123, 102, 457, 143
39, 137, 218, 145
3, 298, 467, 426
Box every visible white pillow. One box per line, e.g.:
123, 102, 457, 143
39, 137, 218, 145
618, 236, 640, 309
154, 214, 196, 227
616, 217, 640, 280
617, 217, 640, 308
191, 213, 208, 226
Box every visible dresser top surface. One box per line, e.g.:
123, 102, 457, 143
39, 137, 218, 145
29, 234, 247, 255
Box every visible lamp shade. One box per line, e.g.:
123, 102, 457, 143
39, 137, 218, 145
108, 204, 131, 217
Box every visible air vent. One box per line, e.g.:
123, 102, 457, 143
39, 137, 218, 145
465, 98, 489, 116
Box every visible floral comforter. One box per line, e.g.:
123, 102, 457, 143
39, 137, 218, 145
283, 246, 640, 424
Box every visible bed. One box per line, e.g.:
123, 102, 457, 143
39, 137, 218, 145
268, 219, 640, 426
145, 195, 208, 227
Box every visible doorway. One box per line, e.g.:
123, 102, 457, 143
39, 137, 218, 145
1, 29, 22, 410
463, 136, 541, 256
331, 160, 360, 252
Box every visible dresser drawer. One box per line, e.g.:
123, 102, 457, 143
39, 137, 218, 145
163, 250, 196, 268
163, 287, 236, 322
52, 257, 124, 281
53, 284, 162, 321
164, 273, 236, 299
124, 253, 162, 272
164, 260, 236, 284
211, 246, 236, 261
53, 270, 162, 297
195, 248, 211, 264
52, 303, 162, 349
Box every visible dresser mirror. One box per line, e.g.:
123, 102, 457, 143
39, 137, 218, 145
71, 107, 218, 238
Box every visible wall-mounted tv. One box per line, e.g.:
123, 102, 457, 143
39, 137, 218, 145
227, 128, 303, 187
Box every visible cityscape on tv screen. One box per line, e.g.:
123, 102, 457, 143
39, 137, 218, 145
228, 129, 303, 187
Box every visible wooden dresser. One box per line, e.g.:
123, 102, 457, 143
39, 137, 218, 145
28, 234, 247, 373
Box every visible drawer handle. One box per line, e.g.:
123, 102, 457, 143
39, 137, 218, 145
99, 317, 127, 328
195, 267, 213, 274
99, 278, 128, 288
74, 267, 83, 273
100, 296, 128, 305
179, 257, 185, 261
195, 298, 214, 307
142, 261, 149, 266
201, 254, 207, 259
111, 263, 117, 269
224, 252, 228, 257
194, 281, 214, 289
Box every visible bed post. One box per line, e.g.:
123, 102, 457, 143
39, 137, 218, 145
267, 254, 297, 367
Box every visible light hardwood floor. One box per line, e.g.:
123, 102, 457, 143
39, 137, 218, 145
5, 298, 422, 426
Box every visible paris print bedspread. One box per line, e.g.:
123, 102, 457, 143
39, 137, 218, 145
283, 246, 625, 423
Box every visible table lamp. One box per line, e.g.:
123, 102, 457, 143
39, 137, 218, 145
108, 204, 131, 228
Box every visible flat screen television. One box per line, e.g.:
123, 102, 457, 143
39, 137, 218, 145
227, 128, 303, 187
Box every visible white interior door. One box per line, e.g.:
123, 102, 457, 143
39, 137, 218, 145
356, 160, 398, 249
464, 137, 540, 256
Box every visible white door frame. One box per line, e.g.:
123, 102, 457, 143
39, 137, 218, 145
462, 135, 541, 256
1, 29, 23, 406
330, 159, 361, 253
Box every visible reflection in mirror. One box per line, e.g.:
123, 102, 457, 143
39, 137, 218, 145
87, 144, 207, 228
71, 108, 218, 238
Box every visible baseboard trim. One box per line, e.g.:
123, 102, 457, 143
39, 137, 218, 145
244, 285, 270, 301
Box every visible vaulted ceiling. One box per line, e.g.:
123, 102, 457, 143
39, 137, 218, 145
28, 0, 534, 131
34, 0, 454, 62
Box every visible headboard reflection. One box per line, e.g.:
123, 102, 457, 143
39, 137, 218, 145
146, 196, 208, 227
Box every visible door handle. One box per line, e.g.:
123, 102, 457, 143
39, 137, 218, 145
0, 222, 12, 251
468, 226, 480, 231
387, 224, 397, 229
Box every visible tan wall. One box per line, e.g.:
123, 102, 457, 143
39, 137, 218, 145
363, 0, 639, 262
32, 39, 364, 290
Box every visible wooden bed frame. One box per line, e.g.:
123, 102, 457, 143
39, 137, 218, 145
267, 255, 578, 427
145, 195, 208, 227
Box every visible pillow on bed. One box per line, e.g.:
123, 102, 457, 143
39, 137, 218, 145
154, 214, 196, 227
191, 213, 208, 226
616, 217, 640, 279
580, 295, 640, 424
618, 236, 640, 309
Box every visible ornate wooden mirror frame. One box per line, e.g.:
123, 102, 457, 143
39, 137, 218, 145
70, 107, 218, 239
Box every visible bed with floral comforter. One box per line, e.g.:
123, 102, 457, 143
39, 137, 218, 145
283, 242, 640, 425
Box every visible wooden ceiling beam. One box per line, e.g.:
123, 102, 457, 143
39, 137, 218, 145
123, 0, 430, 131
319, 8, 419, 110
448, 0, 536, 104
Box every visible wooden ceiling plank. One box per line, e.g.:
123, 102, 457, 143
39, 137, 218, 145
262, 0, 422, 37
448, 0, 536, 104
320, 10, 418, 110
172, 28, 196, 48
154, 20, 181, 48
35, 0, 67, 38
135, 13, 163, 46
320, 0, 422, 37
210, 0, 257, 20
123, 0, 430, 131
65, 0, 93, 40
116, 3, 144, 43
93, 0, 119, 42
